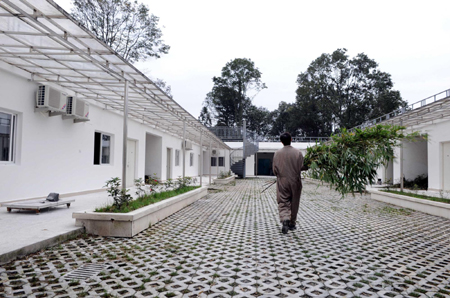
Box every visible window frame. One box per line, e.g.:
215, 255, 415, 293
0, 110, 17, 164
190, 152, 194, 167
218, 156, 224, 167
94, 131, 112, 165
211, 156, 217, 167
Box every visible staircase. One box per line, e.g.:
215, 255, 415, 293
230, 140, 259, 178
209, 122, 260, 178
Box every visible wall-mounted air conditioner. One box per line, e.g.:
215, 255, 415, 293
182, 140, 193, 150
62, 97, 90, 123
35, 85, 67, 115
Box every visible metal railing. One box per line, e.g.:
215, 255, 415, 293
263, 136, 329, 143
352, 88, 450, 130
208, 126, 265, 142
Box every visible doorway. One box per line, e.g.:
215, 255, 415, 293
145, 133, 162, 180
126, 140, 137, 187
256, 152, 275, 176
166, 148, 172, 180
444, 142, 450, 190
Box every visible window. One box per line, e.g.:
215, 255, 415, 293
175, 149, 180, 166
0, 111, 16, 162
94, 132, 111, 165
190, 153, 194, 167
211, 157, 217, 166
219, 157, 224, 167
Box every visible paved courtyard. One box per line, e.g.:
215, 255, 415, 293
1, 179, 450, 297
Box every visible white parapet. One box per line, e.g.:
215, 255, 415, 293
73, 187, 208, 237
213, 176, 235, 185
370, 189, 450, 219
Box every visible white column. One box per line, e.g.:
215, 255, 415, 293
182, 120, 186, 179
400, 119, 404, 191
209, 141, 212, 185
243, 119, 246, 178
200, 131, 203, 187
121, 80, 129, 189
216, 146, 219, 178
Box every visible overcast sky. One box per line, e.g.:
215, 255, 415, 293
56, 0, 450, 119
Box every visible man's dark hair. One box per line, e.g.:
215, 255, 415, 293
280, 132, 291, 146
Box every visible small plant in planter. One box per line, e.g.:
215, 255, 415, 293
135, 174, 161, 196
97, 176, 200, 213
104, 177, 131, 209
218, 170, 232, 179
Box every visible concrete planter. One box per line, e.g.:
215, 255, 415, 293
213, 176, 235, 185
370, 189, 450, 219
73, 187, 207, 237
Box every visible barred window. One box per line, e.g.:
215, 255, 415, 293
0, 111, 16, 162
175, 149, 180, 166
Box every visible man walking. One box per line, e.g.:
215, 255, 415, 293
273, 132, 305, 234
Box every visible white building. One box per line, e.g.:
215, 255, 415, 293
0, 0, 230, 203
368, 90, 450, 191
226, 141, 315, 177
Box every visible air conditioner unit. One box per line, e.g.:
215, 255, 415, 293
35, 85, 67, 115
212, 149, 217, 155
62, 97, 90, 122
182, 140, 193, 150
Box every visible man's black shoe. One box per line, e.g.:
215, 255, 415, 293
281, 220, 290, 234
289, 225, 296, 231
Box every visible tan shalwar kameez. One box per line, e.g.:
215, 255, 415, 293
272, 145, 304, 223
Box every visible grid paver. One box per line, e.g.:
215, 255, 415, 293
1, 179, 450, 297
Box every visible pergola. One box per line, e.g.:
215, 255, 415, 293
0, 0, 229, 186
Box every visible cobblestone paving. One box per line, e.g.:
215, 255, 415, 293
1, 179, 450, 298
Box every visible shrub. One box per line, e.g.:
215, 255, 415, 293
104, 177, 131, 209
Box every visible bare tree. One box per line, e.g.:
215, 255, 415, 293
72, 0, 170, 63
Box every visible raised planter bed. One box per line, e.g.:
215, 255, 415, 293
370, 189, 450, 219
213, 176, 235, 185
73, 186, 207, 237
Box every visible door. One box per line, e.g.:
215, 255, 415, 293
444, 142, 450, 190
166, 148, 172, 180
126, 140, 136, 187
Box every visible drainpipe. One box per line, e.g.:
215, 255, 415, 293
182, 120, 186, 179
121, 80, 129, 189
200, 131, 203, 187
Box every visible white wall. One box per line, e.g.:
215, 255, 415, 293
0, 68, 226, 202
403, 139, 428, 180
245, 155, 255, 176
424, 121, 450, 191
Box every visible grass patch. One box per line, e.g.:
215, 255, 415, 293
381, 190, 450, 204
95, 186, 200, 213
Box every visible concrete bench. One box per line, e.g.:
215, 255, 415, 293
3, 198, 75, 214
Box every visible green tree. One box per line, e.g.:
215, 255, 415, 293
71, 0, 170, 63
198, 106, 212, 127
201, 58, 267, 127
294, 49, 406, 136
246, 105, 270, 136
267, 102, 296, 136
